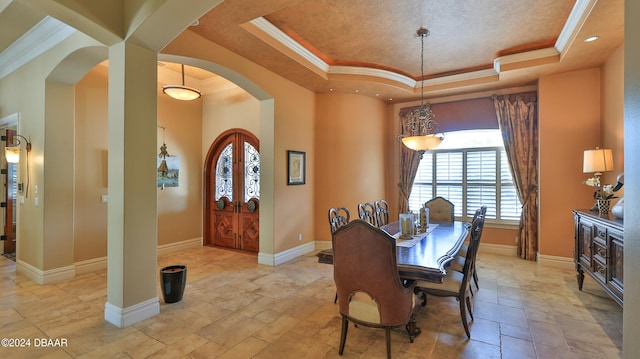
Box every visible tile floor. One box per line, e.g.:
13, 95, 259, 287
0, 246, 622, 358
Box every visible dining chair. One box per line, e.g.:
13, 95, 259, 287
413, 213, 485, 338
332, 220, 420, 358
424, 196, 455, 223
357, 202, 377, 226
328, 207, 351, 234
374, 200, 390, 227
450, 206, 487, 291
328, 206, 350, 303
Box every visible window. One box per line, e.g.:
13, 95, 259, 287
408, 129, 522, 224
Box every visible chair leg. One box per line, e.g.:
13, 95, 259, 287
385, 328, 391, 359
339, 316, 349, 355
472, 266, 479, 290
405, 313, 421, 343
466, 295, 474, 320
459, 295, 471, 338
334, 292, 338, 303
418, 290, 427, 307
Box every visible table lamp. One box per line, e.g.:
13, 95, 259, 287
583, 147, 614, 211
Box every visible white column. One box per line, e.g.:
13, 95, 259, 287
104, 40, 159, 328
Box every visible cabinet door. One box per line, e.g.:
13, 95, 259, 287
577, 219, 593, 269
608, 229, 624, 302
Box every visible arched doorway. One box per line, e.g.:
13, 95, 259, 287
204, 128, 260, 252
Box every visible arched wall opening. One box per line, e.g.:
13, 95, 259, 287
36, 48, 276, 277
158, 54, 275, 261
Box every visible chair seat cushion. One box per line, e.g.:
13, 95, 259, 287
348, 291, 381, 324
416, 269, 464, 293
448, 255, 465, 272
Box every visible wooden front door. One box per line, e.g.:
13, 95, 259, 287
205, 129, 260, 252
3, 129, 17, 254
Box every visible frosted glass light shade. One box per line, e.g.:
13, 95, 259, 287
401, 134, 444, 151
5, 146, 20, 163
162, 86, 201, 101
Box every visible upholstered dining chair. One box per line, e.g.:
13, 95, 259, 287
332, 220, 420, 358
357, 202, 377, 227
374, 200, 390, 227
424, 196, 455, 223
413, 213, 485, 338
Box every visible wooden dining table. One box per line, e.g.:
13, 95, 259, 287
317, 220, 471, 283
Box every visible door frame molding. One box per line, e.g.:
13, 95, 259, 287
0, 113, 19, 255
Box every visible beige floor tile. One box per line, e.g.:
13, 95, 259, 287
501, 335, 536, 359
218, 336, 270, 359
0, 249, 623, 358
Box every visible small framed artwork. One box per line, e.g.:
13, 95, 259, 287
287, 150, 306, 185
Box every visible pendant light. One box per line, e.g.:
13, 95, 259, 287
162, 64, 201, 101
401, 28, 444, 152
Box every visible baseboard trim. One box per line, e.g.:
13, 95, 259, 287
73, 238, 203, 275
537, 253, 574, 270
315, 240, 332, 250
158, 237, 202, 255
104, 297, 160, 328
75, 256, 107, 274
16, 260, 75, 285
478, 243, 517, 256
258, 241, 316, 266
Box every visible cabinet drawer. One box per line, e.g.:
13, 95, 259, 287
594, 224, 607, 241
593, 241, 607, 264
592, 259, 607, 284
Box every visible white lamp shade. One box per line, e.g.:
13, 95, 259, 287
162, 85, 201, 101
402, 134, 444, 151
583, 148, 614, 173
5, 146, 20, 163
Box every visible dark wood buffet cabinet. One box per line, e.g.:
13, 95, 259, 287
573, 209, 623, 306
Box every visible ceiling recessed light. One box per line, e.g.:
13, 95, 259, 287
584, 35, 599, 43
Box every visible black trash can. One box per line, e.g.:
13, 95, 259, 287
160, 265, 187, 303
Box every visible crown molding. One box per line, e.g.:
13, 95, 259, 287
0, 16, 76, 80
494, 47, 561, 73
244, 16, 576, 95
555, 0, 598, 56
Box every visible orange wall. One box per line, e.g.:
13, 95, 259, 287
314, 93, 388, 242
538, 68, 601, 257
164, 31, 317, 254
601, 45, 625, 195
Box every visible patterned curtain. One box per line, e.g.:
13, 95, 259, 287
398, 106, 424, 214
493, 95, 538, 260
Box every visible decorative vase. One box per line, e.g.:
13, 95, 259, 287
597, 199, 611, 215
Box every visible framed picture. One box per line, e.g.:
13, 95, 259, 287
287, 150, 306, 185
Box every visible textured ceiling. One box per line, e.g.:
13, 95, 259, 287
0, 0, 624, 103
189, 0, 624, 102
